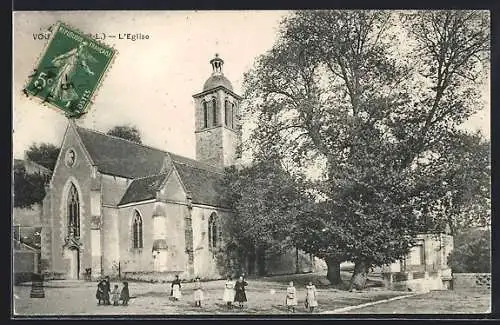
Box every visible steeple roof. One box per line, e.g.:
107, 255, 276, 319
202, 53, 233, 92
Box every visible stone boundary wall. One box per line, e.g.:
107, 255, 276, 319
453, 273, 491, 291
123, 271, 190, 283
41, 272, 66, 280
383, 271, 450, 292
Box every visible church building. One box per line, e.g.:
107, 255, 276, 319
40, 55, 316, 281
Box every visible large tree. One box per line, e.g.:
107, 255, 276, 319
242, 10, 489, 289
25, 143, 60, 171
106, 125, 142, 143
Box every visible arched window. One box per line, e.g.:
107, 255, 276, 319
203, 101, 208, 129
212, 98, 217, 126
67, 183, 80, 237
132, 210, 143, 249
224, 100, 230, 127
208, 213, 218, 250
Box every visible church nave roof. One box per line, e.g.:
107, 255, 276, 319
74, 125, 229, 208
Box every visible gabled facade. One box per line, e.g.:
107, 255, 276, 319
41, 121, 233, 280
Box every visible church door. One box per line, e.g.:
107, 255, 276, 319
68, 248, 80, 280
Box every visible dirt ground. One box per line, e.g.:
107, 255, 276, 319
13, 272, 406, 316
344, 289, 491, 314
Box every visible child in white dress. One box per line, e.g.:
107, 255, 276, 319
111, 284, 120, 306
194, 277, 204, 307
305, 281, 318, 313
285, 281, 297, 313
223, 276, 235, 309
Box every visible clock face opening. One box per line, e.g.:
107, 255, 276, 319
65, 149, 76, 167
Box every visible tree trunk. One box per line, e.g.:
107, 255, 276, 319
349, 260, 369, 291
325, 256, 342, 285
295, 247, 300, 274
257, 245, 266, 276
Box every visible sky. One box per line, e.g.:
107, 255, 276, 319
12, 11, 490, 160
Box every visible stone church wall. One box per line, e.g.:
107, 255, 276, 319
42, 125, 93, 279
117, 201, 191, 280
195, 127, 224, 167
191, 206, 229, 280
164, 202, 190, 275
116, 203, 155, 276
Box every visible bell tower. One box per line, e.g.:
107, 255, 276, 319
193, 54, 242, 168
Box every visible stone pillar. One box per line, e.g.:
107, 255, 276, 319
90, 186, 102, 280
183, 193, 195, 278
90, 223, 102, 280
40, 184, 53, 274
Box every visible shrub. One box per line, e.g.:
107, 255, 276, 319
448, 228, 491, 273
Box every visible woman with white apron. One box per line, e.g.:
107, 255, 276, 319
171, 275, 182, 301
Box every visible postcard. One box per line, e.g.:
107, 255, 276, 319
12, 10, 491, 317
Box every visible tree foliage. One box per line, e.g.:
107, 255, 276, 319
25, 143, 60, 171
106, 125, 143, 144
220, 158, 310, 272
13, 163, 47, 208
414, 131, 490, 235
448, 228, 490, 273
242, 10, 489, 289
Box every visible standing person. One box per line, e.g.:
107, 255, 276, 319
305, 281, 318, 313
223, 276, 235, 309
103, 276, 111, 305
285, 281, 297, 313
111, 284, 120, 306
233, 275, 248, 309
120, 281, 130, 306
193, 277, 204, 307
96, 279, 105, 305
171, 275, 182, 301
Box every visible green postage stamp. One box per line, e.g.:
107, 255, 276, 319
24, 21, 116, 118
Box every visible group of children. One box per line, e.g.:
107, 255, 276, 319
223, 276, 248, 308
171, 274, 318, 313
170, 274, 248, 309
95, 274, 318, 312
285, 281, 319, 313
95, 276, 130, 306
